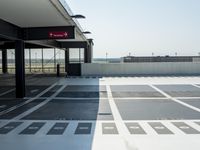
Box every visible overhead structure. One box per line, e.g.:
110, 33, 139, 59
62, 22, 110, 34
0, 0, 93, 98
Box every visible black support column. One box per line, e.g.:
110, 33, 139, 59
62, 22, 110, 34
65, 48, 69, 73
2, 49, 8, 74
88, 39, 93, 63
15, 40, 25, 98
84, 48, 89, 63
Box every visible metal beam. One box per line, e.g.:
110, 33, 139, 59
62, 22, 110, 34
0, 41, 61, 49
60, 41, 88, 49
0, 19, 22, 40
26, 40, 61, 49
23, 26, 75, 40
2, 49, 8, 73
0, 19, 73, 48
15, 40, 25, 98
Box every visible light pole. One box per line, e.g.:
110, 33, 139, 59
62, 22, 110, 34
82, 31, 91, 34
71, 14, 86, 19
106, 52, 108, 63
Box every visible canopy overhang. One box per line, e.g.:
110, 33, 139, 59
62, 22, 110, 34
0, 0, 91, 48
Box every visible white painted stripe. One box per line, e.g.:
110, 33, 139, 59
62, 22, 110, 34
53, 97, 108, 100
150, 85, 200, 113
13, 84, 67, 120
104, 127, 114, 130
113, 97, 168, 100
179, 126, 190, 129
105, 85, 138, 149
0, 83, 58, 116
154, 126, 165, 130
79, 127, 89, 130
129, 126, 140, 129
175, 97, 200, 99
0, 89, 15, 97
0, 105, 6, 108
4, 126, 14, 129
191, 84, 200, 89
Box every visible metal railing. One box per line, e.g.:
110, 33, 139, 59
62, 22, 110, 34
0, 66, 65, 74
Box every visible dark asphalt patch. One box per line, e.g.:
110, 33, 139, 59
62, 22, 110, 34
56, 92, 107, 98
75, 123, 92, 134
172, 122, 200, 134
20, 122, 45, 135
47, 123, 68, 135
102, 123, 118, 134
148, 122, 174, 134
22, 99, 113, 120
155, 85, 200, 97
0, 99, 45, 119
0, 122, 22, 134
115, 99, 200, 120
125, 123, 146, 134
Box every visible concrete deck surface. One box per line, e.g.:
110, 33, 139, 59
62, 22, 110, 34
0, 74, 200, 150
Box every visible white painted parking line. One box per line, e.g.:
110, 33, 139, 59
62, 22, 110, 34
0, 89, 15, 97
175, 97, 200, 99
4, 126, 15, 129
13, 84, 67, 120
0, 83, 58, 116
150, 85, 200, 113
154, 126, 165, 129
79, 127, 89, 130
112, 97, 168, 100
104, 126, 114, 130
105, 85, 138, 149
179, 126, 190, 129
0, 105, 6, 108
0, 120, 199, 136
191, 84, 200, 89
30, 89, 39, 93
130, 126, 140, 129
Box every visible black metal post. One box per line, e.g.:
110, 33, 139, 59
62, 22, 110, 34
41, 48, 44, 72
57, 64, 60, 77
54, 48, 56, 72
2, 49, 8, 74
29, 49, 31, 73
84, 48, 88, 63
79, 48, 81, 63
65, 49, 69, 73
15, 40, 25, 98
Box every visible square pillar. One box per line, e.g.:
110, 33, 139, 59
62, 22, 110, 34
2, 49, 8, 74
84, 48, 89, 63
15, 40, 25, 98
65, 48, 69, 73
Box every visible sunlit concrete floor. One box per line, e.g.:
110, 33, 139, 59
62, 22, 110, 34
0, 74, 200, 150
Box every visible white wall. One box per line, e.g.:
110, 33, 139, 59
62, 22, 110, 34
81, 62, 200, 76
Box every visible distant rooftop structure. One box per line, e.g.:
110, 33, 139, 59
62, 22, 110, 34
122, 56, 200, 63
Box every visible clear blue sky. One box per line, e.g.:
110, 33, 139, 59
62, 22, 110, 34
67, 0, 200, 58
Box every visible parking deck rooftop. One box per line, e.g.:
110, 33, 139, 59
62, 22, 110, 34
0, 75, 200, 150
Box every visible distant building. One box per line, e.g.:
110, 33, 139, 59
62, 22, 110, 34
122, 56, 200, 63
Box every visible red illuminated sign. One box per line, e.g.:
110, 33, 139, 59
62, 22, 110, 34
49, 32, 68, 39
